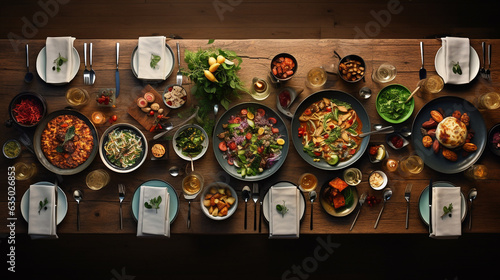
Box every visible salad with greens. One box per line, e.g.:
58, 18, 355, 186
217, 107, 285, 178
175, 126, 205, 157
377, 86, 412, 120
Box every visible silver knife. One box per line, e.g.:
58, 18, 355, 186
115, 43, 120, 98
53, 180, 58, 232
428, 178, 433, 234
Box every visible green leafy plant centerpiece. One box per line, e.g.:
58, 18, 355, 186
182, 45, 246, 133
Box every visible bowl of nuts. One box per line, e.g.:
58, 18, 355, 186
335, 52, 365, 83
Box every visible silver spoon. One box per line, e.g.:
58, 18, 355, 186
359, 125, 394, 138
89, 43, 96, 84
374, 188, 392, 229
350, 192, 367, 231
359, 87, 372, 99
398, 126, 412, 137
213, 104, 219, 116
309, 190, 317, 230
24, 44, 33, 83
468, 188, 477, 230
169, 166, 180, 177
73, 190, 83, 231
242, 186, 251, 230
152, 122, 174, 140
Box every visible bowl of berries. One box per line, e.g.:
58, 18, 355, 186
96, 88, 116, 107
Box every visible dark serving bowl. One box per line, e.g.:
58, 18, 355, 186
488, 123, 500, 156
270, 53, 298, 82
337, 54, 366, 83
33, 109, 98, 175
8, 92, 47, 128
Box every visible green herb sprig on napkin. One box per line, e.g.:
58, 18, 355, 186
52, 53, 68, 72
38, 198, 49, 214
144, 195, 162, 213
150, 54, 162, 69
276, 200, 289, 217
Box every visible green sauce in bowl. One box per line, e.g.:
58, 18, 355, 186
376, 84, 414, 124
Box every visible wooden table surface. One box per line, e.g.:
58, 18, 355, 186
1, 39, 499, 235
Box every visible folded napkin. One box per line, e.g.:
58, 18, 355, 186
138, 36, 167, 80
45, 36, 75, 83
137, 186, 170, 237
269, 186, 300, 239
430, 187, 462, 239
442, 37, 470, 84
28, 184, 58, 238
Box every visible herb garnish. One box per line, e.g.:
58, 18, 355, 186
144, 195, 162, 213
452, 62, 462, 75
56, 126, 75, 153
377, 87, 411, 120
441, 203, 453, 218
52, 53, 68, 72
276, 200, 289, 217
150, 54, 161, 69
38, 198, 49, 214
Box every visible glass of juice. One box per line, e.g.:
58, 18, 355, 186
86, 169, 110, 190
298, 173, 318, 192
399, 154, 424, 175
305, 67, 327, 88
182, 171, 204, 198
418, 75, 444, 94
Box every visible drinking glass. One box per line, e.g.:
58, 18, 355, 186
372, 63, 397, 83
343, 168, 362, 186
86, 169, 110, 190
418, 75, 444, 94
13, 162, 37, 181
298, 173, 318, 192
475, 92, 500, 110
464, 165, 488, 180
66, 88, 89, 106
399, 154, 424, 175
305, 67, 327, 88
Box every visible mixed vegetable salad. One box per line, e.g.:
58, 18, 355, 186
217, 107, 285, 178
104, 129, 143, 168
377, 86, 412, 120
175, 126, 205, 157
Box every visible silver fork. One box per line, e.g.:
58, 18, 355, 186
176, 42, 183, 85
480, 42, 486, 78
89, 42, 96, 85
118, 184, 125, 230
83, 43, 90, 85
486, 44, 492, 80
252, 183, 259, 231
350, 192, 367, 231
404, 183, 412, 229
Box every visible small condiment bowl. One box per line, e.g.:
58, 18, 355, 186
369, 170, 388, 190
368, 143, 389, 163
3, 139, 21, 159
386, 133, 409, 150
270, 53, 298, 82
163, 84, 187, 109
8, 92, 47, 128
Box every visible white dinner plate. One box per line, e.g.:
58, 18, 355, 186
20, 181, 68, 225
418, 181, 467, 226
36, 46, 80, 85
130, 44, 175, 81
262, 181, 306, 222
434, 46, 480, 84
131, 179, 179, 224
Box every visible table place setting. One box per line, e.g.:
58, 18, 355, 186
37, 36, 79, 84
436, 36, 479, 84
137, 185, 170, 237
267, 183, 301, 239
429, 185, 462, 239
133, 36, 174, 81
27, 184, 58, 239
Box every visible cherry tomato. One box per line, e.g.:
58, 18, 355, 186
256, 108, 266, 117
304, 109, 312, 116
325, 107, 332, 112
233, 117, 241, 123
314, 151, 322, 157
227, 158, 234, 165
149, 111, 155, 116
111, 115, 118, 122
228, 142, 237, 150
240, 109, 248, 115
257, 146, 264, 153
272, 127, 279, 134
246, 132, 252, 140
268, 117, 277, 124
218, 141, 227, 152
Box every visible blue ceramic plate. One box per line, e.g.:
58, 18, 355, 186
132, 179, 179, 223
213, 102, 289, 182
291, 90, 370, 170
418, 181, 467, 225
21, 181, 68, 225
411, 96, 487, 174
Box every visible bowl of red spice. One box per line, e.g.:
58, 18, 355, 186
9, 92, 47, 128
386, 133, 409, 150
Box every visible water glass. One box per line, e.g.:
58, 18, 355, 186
475, 92, 500, 110
66, 88, 89, 106
305, 67, 327, 88
464, 165, 488, 180
372, 63, 397, 83
13, 162, 37, 181
86, 169, 110, 190
399, 154, 424, 175
418, 75, 444, 94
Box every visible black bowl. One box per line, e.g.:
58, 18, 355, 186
8, 92, 47, 128
338, 54, 366, 83
488, 123, 500, 156
270, 53, 298, 82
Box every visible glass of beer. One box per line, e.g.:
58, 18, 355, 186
182, 171, 204, 198
399, 154, 424, 175
418, 75, 444, 94
298, 173, 318, 192
86, 169, 110, 190
475, 92, 500, 110
372, 63, 397, 83
305, 67, 327, 88
66, 88, 89, 106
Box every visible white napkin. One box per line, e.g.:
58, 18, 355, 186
137, 186, 170, 237
45, 36, 75, 83
138, 36, 167, 80
28, 184, 58, 238
430, 187, 462, 239
442, 37, 470, 84
269, 186, 300, 239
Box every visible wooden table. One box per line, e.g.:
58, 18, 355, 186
1, 39, 499, 235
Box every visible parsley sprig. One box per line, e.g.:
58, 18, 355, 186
441, 203, 453, 218
144, 195, 162, 213
38, 198, 49, 214
150, 54, 161, 69
276, 200, 289, 217
52, 53, 68, 72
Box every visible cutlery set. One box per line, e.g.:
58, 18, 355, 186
480, 42, 492, 80
242, 183, 261, 231
83, 42, 96, 85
